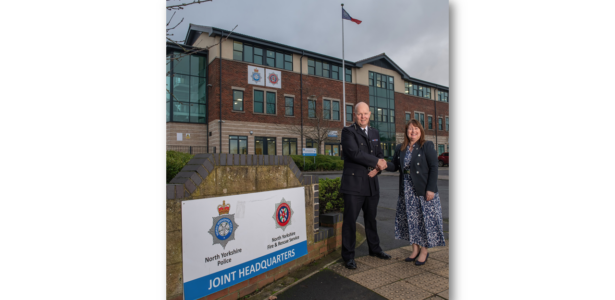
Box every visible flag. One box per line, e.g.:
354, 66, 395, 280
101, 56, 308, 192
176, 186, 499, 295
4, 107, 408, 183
342, 8, 362, 24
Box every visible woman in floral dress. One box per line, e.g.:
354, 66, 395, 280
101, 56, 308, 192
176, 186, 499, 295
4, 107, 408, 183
372, 119, 445, 265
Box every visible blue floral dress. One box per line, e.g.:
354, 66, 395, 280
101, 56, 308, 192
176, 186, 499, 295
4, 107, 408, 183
394, 145, 446, 248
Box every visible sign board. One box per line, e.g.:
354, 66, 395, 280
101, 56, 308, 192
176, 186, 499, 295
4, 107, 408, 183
182, 187, 307, 300
265, 69, 282, 89
247, 66, 265, 86
302, 148, 317, 157
327, 131, 338, 138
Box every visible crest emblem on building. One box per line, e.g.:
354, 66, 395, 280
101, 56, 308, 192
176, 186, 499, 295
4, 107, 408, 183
272, 198, 293, 231
251, 68, 261, 82
208, 200, 239, 249
268, 73, 279, 85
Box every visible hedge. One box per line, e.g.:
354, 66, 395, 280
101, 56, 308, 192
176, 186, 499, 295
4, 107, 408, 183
167, 151, 194, 183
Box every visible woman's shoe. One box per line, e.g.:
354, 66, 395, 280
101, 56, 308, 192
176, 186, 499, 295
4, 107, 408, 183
405, 252, 419, 262
415, 252, 429, 266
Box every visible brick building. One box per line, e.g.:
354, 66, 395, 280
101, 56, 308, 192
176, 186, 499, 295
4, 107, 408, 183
167, 24, 449, 157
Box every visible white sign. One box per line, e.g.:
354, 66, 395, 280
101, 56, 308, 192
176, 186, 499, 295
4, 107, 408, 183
327, 131, 338, 138
177, 133, 182, 141
247, 66, 265, 86
302, 148, 317, 156
182, 187, 307, 300
265, 68, 282, 89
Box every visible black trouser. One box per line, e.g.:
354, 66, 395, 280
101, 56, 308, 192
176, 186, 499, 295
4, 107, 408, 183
341, 193, 382, 261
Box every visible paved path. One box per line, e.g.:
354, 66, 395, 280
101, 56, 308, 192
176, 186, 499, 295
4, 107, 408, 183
273, 173, 450, 300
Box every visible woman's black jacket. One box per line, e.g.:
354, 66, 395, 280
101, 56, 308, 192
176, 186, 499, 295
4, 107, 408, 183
385, 141, 439, 197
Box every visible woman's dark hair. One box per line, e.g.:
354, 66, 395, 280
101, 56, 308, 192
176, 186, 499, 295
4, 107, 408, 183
401, 119, 426, 150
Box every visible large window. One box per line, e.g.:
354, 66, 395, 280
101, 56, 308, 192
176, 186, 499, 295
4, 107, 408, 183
233, 90, 243, 111
254, 90, 264, 113
346, 105, 353, 122
405, 82, 432, 99
414, 112, 425, 128
254, 90, 276, 114
438, 117, 443, 130
266, 92, 276, 114
254, 137, 276, 155
282, 138, 297, 155
308, 58, 351, 82
285, 97, 294, 116
233, 41, 292, 71
428, 116, 433, 130
438, 144, 445, 155
326, 100, 340, 120
446, 117, 449, 131
229, 136, 247, 154
323, 100, 331, 120
405, 113, 411, 122
308, 99, 316, 118
369, 71, 395, 157
438, 91, 449, 102
167, 52, 207, 123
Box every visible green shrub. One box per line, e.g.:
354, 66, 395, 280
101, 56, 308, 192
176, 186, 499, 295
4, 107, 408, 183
289, 154, 344, 171
167, 151, 194, 183
319, 178, 344, 213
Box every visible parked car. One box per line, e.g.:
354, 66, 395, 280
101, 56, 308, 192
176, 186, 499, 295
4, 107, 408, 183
438, 152, 449, 167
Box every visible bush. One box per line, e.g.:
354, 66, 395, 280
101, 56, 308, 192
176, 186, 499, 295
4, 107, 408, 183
167, 151, 194, 183
289, 154, 344, 171
318, 178, 344, 213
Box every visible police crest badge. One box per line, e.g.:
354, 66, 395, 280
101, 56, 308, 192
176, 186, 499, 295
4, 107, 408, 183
208, 200, 239, 249
272, 198, 294, 231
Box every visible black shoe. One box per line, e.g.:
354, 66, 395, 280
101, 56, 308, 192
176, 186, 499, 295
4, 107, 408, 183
369, 251, 391, 260
405, 252, 419, 262
415, 253, 429, 266
344, 258, 357, 269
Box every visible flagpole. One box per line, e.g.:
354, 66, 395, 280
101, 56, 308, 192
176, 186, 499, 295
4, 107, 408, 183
341, 3, 346, 126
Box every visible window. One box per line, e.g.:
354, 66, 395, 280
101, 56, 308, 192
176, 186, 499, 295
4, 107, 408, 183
306, 138, 316, 148
346, 105, 353, 122
332, 101, 340, 120
229, 136, 247, 154
346, 68, 352, 82
414, 112, 425, 128
266, 92, 276, 114
409, 82, 432, 99
438, 118, 443, 130
307, 58, 347, 81
323, 100, 331, 120
167, 52, 207, 123
308, 99, 316, 118
282, 138, 297, 155
438, 91, 449, 102
405, 113, 411, 122
285, 97, 294, 116
233, 90, 243, 111
254, 90, 264, 113
438, 144, 445, 156
233, 41, 292, 71
390, 109, 395, 123
325, 143, 340, 156
254, 90, 275, 114
446, 117, 449, 131
254, 137, 276, 155
428, 116, 433, 129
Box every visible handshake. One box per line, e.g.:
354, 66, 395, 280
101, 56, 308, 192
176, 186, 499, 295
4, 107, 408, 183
368, 159, 388, 178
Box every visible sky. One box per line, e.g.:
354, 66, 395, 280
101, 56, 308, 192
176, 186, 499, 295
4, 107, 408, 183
166, 0, 449, 87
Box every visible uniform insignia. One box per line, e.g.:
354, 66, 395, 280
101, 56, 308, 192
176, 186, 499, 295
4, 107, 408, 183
208, 200, 239, 249
272, 198, 294, 231
372, 139, 378, 142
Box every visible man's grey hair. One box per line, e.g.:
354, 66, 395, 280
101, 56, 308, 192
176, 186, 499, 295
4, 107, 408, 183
355, 102, 369, 111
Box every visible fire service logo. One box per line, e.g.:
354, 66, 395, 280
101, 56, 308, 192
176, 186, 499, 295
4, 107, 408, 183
208, 200, 239, 249
272, 198, 294, 231
251, 68, 261, 83
268, 73, 279, 85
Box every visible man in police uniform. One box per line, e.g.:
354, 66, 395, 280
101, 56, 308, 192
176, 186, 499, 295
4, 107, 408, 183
339, 102, 391, 269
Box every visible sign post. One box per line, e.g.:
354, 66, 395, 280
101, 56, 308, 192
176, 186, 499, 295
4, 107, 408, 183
302, 148, 317, 168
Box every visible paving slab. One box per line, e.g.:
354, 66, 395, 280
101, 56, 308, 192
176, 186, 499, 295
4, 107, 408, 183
405, 272, 449, 294
377, 261, 428, 279
328, 260, 375, 277
347, 268, 401, 290
373, 280, 433, 300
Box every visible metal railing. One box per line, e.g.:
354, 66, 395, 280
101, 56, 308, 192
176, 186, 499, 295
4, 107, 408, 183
167, 145, 208, 155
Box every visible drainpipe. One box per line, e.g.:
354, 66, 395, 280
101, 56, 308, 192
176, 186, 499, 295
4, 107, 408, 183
434, 88, 438, 150
300, 51, 304, 151
219, 36, 222, 153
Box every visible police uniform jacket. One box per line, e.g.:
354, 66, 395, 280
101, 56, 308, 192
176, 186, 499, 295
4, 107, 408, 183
339, 123, 384, 196
385, 141, 438, 197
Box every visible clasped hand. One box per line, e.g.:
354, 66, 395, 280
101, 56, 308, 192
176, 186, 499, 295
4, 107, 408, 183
368, 159, 387, 178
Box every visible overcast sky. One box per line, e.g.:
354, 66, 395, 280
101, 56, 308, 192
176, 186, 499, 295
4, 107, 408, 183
167, 0, 449, 87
